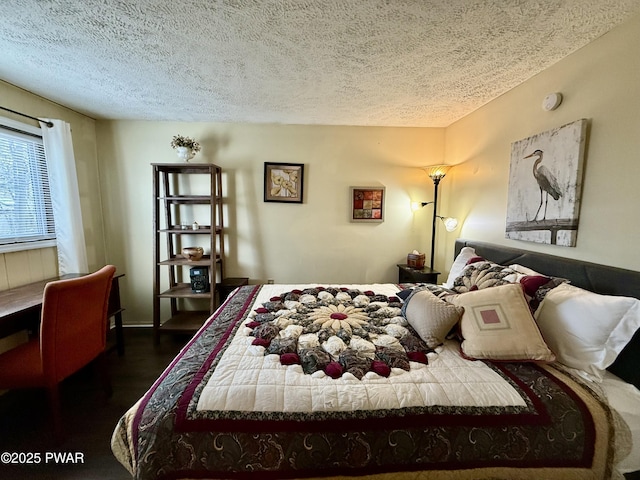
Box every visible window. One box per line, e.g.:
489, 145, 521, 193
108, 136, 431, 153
0, 117, 56, 253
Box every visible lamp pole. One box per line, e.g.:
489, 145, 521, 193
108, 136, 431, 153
429, 176, 441, 270
422, 164, 453, 271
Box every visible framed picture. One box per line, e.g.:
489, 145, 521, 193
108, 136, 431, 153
350, 186, 385, 223
264, 163, 304, 203
505, 119, 587, 246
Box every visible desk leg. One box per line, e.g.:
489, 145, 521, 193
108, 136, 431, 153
108, 275, 125, 356
114, 312, 124, 356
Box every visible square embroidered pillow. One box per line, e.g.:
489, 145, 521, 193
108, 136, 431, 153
402, 289, 463, 348
450, 283, 555, 362
535, 283, 640, 381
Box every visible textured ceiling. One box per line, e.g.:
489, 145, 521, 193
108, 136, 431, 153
1, 0, 639, 127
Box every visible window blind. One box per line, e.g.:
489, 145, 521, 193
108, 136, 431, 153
0, 121, 56, 251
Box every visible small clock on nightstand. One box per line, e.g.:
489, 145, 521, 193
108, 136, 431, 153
397, 264, 440, 284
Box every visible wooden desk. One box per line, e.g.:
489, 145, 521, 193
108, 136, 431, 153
0, 273, 125, 355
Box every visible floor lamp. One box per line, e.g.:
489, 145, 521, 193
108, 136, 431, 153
421, 165, 457, 270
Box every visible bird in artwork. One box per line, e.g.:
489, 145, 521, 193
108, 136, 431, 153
524, 149, 562, 221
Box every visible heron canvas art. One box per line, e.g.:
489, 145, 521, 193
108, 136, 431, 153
505, 119, 587, 246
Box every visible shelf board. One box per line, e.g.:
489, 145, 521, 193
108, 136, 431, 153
159, 255, 222, 266
158, 283, 212, 298
159, 226, 222, 234
158, 195, 212, 204
158, 310, 210, 333
152, 163, 221, 173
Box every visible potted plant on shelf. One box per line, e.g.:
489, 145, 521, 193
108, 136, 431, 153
170, 135, 201, 162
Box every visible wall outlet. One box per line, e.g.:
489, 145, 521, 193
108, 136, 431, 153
267, 279, 274, 284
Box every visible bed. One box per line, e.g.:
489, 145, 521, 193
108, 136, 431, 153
112, 239, 640, 479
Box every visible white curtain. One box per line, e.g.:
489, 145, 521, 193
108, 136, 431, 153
40, 119, 88, 275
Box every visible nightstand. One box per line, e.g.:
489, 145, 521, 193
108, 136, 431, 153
397, 264, 440, 284
217, 277, 249, 303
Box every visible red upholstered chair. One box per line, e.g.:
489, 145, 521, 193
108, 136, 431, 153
0, 265, 116, 440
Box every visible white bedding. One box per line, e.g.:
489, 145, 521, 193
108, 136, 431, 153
602, 371, 640, 473
197, 283, 526, 413
194, 282, 640, 476
108, 281, 640, 480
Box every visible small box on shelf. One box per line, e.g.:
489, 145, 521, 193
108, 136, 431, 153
190, 267, 210, 293
406, 253, 425, 269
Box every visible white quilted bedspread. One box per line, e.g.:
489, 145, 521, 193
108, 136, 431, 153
197, 284, 527, 413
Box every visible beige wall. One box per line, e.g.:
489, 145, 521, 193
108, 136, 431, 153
0, 81, 106, 289
443, 12, 640, 272
96, 121, 445, 324
3, 11, 639, 328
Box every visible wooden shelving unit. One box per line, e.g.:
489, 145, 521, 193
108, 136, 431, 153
152, 163, 225, 344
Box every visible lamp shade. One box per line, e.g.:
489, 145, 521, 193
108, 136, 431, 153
442, 217, 459, 232
423, 164, 452, 182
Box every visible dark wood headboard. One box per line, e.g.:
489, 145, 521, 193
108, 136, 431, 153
454, 239, 640, 388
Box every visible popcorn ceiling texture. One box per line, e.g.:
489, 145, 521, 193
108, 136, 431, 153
1, 0, 639, 127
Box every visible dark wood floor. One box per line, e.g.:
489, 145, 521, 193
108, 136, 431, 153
0, 328, 188, 480
2, 328, 639, 480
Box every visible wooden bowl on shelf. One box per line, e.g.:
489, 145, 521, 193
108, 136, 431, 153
182, 246, 204, 261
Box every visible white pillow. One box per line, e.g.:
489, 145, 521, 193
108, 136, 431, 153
535, 283, 640, 381
601, 371, 640, 473
444, 247, 476, 288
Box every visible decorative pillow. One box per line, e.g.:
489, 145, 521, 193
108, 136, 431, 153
398, 283, 454, 302
444, 247, 476, 288
520, 275, 568, 312
535, 283, 640, 381
396, 288, 413, 301
466, 256, 486, 265
402, 289, 463, 348
519, 275, 551, 296
450, 283, 555, 362
509, 264, 542, 276
451, 260, 519, 293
